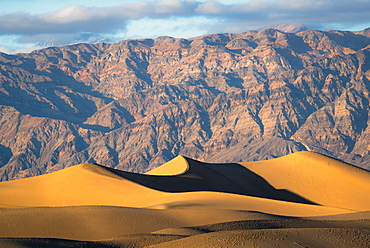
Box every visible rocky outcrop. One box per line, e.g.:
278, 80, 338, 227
0, 28, 370, 180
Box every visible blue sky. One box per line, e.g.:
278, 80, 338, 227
1, 0, 370, 54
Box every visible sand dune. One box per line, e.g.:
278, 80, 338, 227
241, 151, 370, 211
0, 151, 369, 247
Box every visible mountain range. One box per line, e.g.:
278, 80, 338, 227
0, 27, 370, 181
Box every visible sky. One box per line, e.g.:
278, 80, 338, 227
0, 0, 370, 54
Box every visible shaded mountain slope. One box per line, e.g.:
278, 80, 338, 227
0, 28, 370, 180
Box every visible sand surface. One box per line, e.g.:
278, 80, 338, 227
0, 151, 369, 247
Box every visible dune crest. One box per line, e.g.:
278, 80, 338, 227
241, 151, 370, 211
1, 151, 370, 247
145, 155, 190, 176
0, 151, 369, 214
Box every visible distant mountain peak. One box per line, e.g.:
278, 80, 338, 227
262, 24, 308, 33
37, 35, 114, 48
37, 39, 68, 47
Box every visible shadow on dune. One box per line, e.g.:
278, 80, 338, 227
0, 238, 114, 248
105, 157, 317, 205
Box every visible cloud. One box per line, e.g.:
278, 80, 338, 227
153, 0, 195, 15
0, 0, 369, 53
0, 1, 199, 36
195, 1, 224, 14
44, 5, 96, 24
0, 8, 127, 35
196, 0, 370, 22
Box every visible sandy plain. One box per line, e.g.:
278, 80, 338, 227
0, 151, 369, 247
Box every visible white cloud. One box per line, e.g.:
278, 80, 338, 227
43, 5, 94, 24
196, 1, 225, 14
1, 0, 370, 35
123, 16, 220, 40
154, 0, 188, 14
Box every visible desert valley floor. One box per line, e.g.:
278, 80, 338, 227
0, 151, 369, 247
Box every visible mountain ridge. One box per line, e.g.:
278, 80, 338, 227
0, 28, 370, 181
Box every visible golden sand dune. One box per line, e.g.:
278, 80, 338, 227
241, 151, 370, 211
0, 151, 369, 247
0, 151, 369, 213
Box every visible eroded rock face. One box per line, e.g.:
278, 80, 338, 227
0, 28, 370, 180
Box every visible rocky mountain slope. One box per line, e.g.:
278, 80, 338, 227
0, 28, 370, 181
